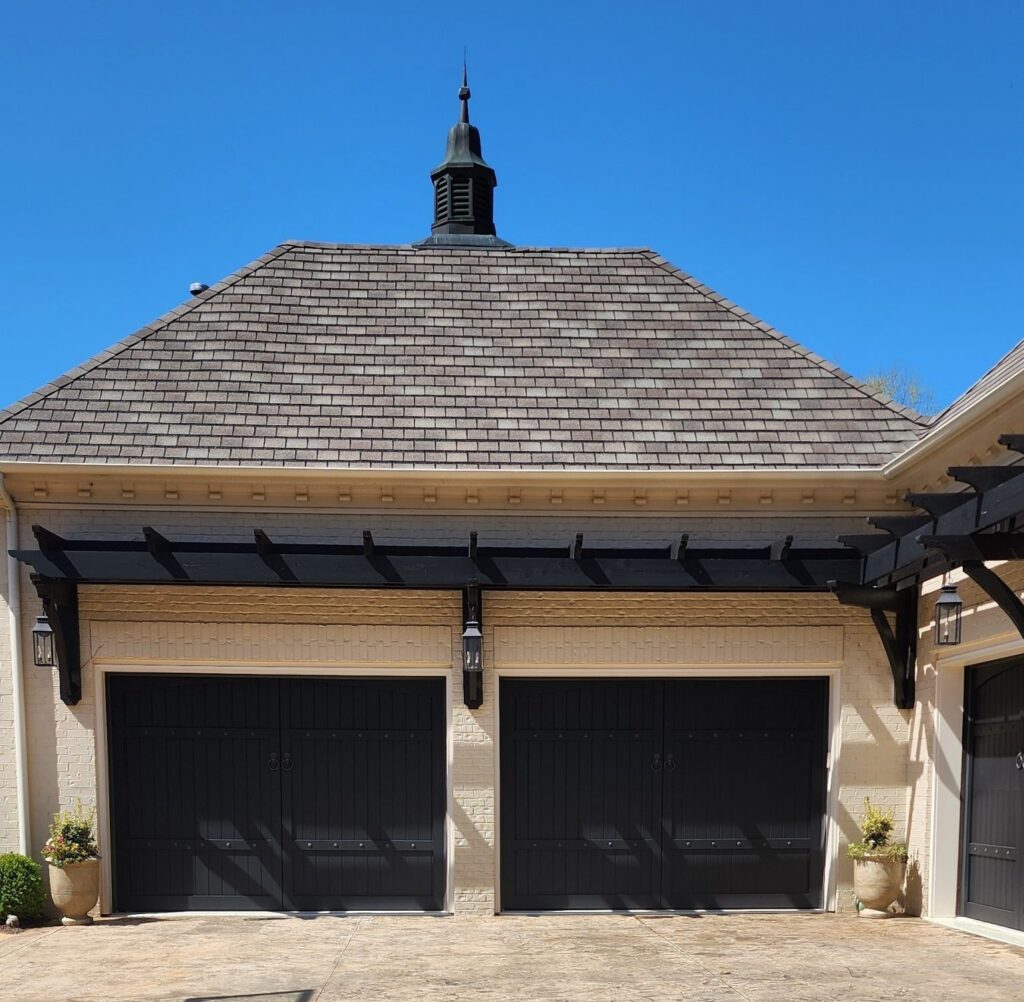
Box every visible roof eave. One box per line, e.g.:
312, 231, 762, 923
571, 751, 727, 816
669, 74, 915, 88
884, 365, 1024, 478
0, 460, 893, 484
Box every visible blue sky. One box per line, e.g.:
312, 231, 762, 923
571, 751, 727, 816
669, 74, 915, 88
1, 1, 1021, 413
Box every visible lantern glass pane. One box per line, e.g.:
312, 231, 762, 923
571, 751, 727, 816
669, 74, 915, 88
32, 624, 54, 667
933, 593, 962, 646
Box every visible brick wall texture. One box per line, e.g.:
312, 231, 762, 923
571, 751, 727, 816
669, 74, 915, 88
0, 504, 914, 914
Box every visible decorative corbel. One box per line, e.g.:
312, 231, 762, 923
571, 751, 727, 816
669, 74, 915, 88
961, 561, 1024, 640
30, 574, 81, 705
830, 580, 917, 709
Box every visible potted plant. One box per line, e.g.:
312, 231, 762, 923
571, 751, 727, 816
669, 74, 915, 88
847, 798, 907, 918
42, 803, 99, 925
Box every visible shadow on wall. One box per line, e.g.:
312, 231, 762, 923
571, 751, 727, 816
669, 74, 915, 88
903, 856, 923, 915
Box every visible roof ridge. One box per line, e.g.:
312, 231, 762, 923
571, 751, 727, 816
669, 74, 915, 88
280, 240, 655, 254
640, 250, 930, 428
0, 242, 298, 428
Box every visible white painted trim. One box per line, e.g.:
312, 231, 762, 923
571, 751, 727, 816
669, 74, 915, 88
884, 366, 1024, 478
0, 460, 890, 481
930, 916, 1024, 949
491, 665, 841, 914
22, 499, 893, 519
928, 635, 1024, 921
0, 474, 30, 855
92, 662, 453, 916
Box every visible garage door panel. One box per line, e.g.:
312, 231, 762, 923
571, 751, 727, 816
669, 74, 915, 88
664, 849, 813, 893
279, 678, 445, 911
108, 675, 445, 913
509, 844, 659, 908
666, 735, 819, 842
287, 848, 438, 910
501, 680, 663, 909
500, 677, 827, 911
661, 679, 826, 908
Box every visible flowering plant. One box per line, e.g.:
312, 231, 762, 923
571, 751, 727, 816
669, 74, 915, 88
42, 802, 98, 868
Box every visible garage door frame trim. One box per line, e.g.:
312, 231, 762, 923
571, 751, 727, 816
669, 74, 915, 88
493, 666, 841, 914
94, 662, 454, 916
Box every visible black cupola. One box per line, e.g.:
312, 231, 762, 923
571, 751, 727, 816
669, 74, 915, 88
420, 68, 508, 247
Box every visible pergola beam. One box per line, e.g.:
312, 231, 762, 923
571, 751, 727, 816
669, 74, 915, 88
918, 533, 1024, 563
11, 528, 858, 593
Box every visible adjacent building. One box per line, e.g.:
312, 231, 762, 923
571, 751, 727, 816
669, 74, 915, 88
1, 81, 1022, 933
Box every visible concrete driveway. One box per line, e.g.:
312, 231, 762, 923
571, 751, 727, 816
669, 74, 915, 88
1, 912, 1022, 1002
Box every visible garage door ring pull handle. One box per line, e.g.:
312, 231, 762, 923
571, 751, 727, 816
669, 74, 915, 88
1016, 751, 1024, 771
651, 753, 663, 772
282, 752, 294, 772
664, 753, 676, 772
268, 752, 280, 771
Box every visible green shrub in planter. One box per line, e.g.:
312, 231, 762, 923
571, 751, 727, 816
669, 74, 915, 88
847, 799, 908, 863
0, 853, 45, 920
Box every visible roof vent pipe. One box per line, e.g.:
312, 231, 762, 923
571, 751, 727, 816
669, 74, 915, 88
189, 282, 209, 296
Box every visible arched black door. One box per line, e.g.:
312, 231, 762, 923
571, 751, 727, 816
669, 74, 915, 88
961, 657, 1024, 930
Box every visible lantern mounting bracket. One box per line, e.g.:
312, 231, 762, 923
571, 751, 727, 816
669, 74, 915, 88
961, 562, 1024, 642
29, 574, 81, 705
830, 580, 917, 709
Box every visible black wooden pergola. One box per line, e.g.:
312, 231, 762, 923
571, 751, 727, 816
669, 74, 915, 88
831, 434, 1024, 709
11, 435, 1024, 709
16, 528, 857, 705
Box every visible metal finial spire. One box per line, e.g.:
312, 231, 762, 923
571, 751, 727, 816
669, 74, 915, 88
459, 55, 470, 123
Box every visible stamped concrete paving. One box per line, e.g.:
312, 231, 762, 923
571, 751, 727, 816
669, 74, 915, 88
1, 913, 1023, 1002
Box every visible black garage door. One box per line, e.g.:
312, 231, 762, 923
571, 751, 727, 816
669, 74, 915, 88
961, 657, 1024, 930
500, 677, 828, 910
107, 675, 446, 912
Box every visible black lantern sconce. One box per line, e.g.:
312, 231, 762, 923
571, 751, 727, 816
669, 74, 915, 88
462, 584, 483, 709
934, 583, 963, 646
32, 615, 56, 667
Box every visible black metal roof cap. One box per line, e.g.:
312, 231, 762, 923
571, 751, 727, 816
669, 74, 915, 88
427, 66, 501, 242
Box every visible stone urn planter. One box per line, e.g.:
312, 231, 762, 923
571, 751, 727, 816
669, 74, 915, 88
853, 854, 904, 918
48, 858, 99, 925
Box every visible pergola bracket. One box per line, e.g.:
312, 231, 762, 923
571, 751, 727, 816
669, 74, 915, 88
830, 580, 917, 708
30, 575, 81, 705
962, 562, 1024, 641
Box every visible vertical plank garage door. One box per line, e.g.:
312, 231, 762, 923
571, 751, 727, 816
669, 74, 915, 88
961, 657, 1024, 931
107, 675, 446, 912
500, 677, 828, 910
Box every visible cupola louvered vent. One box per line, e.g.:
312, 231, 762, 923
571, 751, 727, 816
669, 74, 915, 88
451, 178, 472, 218
473, 181, 492, 223
434, 176, 450, 223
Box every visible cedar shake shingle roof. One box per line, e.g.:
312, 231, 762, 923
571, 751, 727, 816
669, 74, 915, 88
0, 242, 927, 470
